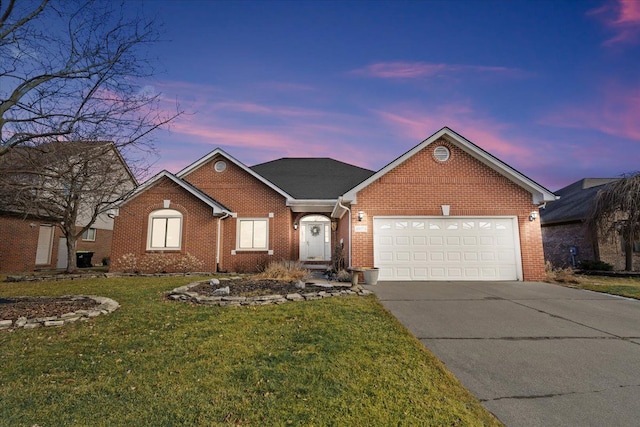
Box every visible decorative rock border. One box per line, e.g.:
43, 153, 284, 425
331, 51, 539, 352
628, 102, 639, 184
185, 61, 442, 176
4, 272, 216, 283
0, 296, 120, 330
168, 280, 373, 307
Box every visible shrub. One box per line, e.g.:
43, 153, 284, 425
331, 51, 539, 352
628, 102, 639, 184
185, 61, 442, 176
114, 252, 205, 274
115, 253, 138, 273
335, 269, 352, 282
578, 259, 614, 271
254, 260, 310, 282
545, 260, 579, 284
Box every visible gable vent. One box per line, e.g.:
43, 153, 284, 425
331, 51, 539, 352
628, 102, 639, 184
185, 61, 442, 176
434, 146, 450, 162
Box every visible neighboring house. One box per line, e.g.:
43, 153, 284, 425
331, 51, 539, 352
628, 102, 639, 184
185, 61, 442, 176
0, 210, 63, 273
111, 127, 556, 281
0, 142, 137, 273
540, 177, 640, 270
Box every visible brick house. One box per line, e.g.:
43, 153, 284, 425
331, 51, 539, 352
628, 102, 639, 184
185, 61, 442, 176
541, 178, 640, 270
111, 127, 556, 281
0, 142, 136, 273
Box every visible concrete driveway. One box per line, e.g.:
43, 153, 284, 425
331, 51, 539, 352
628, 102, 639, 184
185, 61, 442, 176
371, 281, 640, 427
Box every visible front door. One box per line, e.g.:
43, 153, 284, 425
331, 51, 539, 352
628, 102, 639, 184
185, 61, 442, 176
303, 222, 326, 260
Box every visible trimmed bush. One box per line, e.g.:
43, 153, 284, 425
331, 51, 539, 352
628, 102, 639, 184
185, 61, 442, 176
578, 260, 614, 271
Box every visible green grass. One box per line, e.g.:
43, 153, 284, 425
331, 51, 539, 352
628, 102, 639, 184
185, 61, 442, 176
0, 276, 500, 426
559, 274, 640, 299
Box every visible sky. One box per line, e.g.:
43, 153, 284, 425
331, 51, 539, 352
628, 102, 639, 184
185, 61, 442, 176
125, 0, 640, 191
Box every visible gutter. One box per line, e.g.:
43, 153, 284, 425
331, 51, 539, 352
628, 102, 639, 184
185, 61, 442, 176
216, 212, 232, 272
336, 197, 352, 268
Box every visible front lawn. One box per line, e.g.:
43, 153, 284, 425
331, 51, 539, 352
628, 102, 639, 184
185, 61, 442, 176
556, 274, 640, 299
0, 276, 500, 426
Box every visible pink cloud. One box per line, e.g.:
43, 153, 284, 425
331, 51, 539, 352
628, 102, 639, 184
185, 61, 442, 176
541, 84, 640, 140
211, 102, 326, 118
351, 61, 525, 79
588, 0, 640, 45
162, 112, 377, 170
372, 103, 533, 160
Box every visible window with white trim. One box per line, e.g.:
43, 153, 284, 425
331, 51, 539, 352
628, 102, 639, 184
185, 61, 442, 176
237, 218, 268, 250
82, 228, 97, 241
148, 209, 182, 250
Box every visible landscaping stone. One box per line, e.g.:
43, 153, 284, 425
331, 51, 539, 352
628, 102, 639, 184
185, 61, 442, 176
1, 295, 120, 330
210, 278, 220, 286
212, 286, 230, 296
166, 280, 374, 307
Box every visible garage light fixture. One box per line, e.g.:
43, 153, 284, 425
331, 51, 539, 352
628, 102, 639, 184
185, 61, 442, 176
357, 211, 364, 221
529, 211, 538, 221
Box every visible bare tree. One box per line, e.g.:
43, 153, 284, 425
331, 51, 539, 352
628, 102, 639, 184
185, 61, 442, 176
0, 0, 179, 165
0, 1, 180, 272
587, 172, 640, 271
0, 142, 137, 272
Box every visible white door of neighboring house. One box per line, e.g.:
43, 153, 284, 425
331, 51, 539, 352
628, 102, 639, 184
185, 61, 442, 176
35, 225, 54, 266
374, 217, 522, 281
57, 238, 68, 269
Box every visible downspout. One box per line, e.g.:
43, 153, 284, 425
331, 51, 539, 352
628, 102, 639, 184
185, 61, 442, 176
216, 212, 231, 272
337, 197, 352, 268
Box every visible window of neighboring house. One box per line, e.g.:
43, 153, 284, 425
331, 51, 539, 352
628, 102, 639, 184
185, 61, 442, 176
148, 209, 182, 250
82, 228, 97, 241
620, 237, 640, 253
237, 218, 268, 250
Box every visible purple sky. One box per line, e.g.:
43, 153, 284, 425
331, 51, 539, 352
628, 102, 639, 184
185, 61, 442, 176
128, 0, 640, 191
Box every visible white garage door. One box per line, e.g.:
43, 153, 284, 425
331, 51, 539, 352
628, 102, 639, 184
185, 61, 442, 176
374, 217, 521, 281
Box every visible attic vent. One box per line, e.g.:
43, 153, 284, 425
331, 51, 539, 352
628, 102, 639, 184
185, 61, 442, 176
434, 146, 450, 162
214, 161, 227, 172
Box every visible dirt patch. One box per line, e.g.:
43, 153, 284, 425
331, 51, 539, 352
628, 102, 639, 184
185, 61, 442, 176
0, 296, 99, 322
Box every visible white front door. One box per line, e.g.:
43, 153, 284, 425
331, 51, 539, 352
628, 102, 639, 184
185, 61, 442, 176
303, 222, 326, 260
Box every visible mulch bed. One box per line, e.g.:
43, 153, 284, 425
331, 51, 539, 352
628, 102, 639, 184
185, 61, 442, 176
1, 279, 320, 321
190, 279, 308, 297
0, 296, 99, 322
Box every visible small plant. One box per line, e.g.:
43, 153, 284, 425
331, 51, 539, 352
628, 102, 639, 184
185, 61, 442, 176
335, 269, 352, 282
254, 260, 310, 282
578, 259, 614, 271
545, 260, 579, 284
115, 253, 205, 274
115, 253, 138, 273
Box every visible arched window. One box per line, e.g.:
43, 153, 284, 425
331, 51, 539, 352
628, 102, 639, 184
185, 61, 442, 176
148, 209, 182, 250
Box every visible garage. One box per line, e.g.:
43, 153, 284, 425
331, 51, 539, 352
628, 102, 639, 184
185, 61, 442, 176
373, 217, 522, 281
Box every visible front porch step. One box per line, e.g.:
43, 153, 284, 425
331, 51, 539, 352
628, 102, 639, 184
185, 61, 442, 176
302, 263, 330, 270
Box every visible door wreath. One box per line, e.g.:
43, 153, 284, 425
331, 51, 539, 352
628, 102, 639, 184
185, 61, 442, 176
310, 225, 321, 236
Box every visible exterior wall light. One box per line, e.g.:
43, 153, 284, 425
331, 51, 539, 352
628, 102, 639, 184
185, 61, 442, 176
357, 211, 364, 221
529, 211, 538, 221
293, 222, 298, 230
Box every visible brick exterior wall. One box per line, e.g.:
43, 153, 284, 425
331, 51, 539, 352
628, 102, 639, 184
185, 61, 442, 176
0, 215, 62, 273
542, 222, 640, 271
348, 139, 546, 281
597, 231, 640, 271
111, 155, 297, 273
77, 229, 113, 266
541, 222, 595, 268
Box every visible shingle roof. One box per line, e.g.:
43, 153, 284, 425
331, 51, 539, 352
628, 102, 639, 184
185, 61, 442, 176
250, 158, 375, 199
540, 178, 619, 225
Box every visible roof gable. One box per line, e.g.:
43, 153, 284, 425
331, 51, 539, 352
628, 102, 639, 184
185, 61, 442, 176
250, 158, 375, 199
342, 127, 557, 205
176, 148, 293, 200
120, 170, 230, 215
